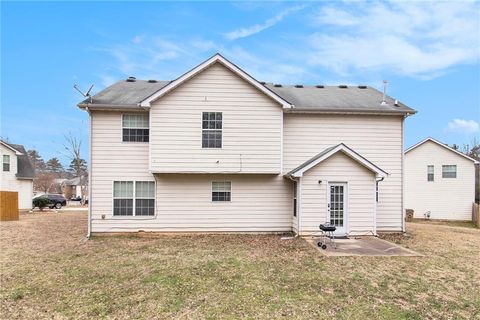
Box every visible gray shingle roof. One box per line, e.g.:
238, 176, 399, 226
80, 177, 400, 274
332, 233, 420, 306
1, 141, 35, 179
78, 80, 170, 107
286, 143, 388, 177
78, 79, 415, 115
265, 84, 414, 114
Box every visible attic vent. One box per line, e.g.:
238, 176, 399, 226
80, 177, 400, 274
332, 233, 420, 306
339, 85, 348, 88
315, 85, 324, 88
126, 76, 136, 82
148, 80, 158, 83
295, 84, 304, 88
260, 81, 266, 85
358, 85, 367, 89
274, 84, 282, 87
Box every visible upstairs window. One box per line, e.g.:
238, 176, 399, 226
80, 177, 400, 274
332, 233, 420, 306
122, 114, 149, 142
212, 181, 231, 201
442, 165, 457, 178
3, 155, 10, 172
427, 165, 434, 181
202, 112, 222, 148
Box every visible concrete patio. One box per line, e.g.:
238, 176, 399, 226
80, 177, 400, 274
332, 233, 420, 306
307, 236, 422, 257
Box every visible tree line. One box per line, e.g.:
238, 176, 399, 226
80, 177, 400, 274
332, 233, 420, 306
30, 134, 88, 195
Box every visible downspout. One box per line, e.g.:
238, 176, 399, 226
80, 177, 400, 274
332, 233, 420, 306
374, 176, 385, 236
401, 115, 406, 233
287, 175, 300, 237
86, 106, 93, 239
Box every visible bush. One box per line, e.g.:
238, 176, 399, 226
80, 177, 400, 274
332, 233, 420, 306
32, 197, 51, 210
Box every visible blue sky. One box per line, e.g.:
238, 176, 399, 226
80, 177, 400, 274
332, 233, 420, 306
1, 1, 479, 165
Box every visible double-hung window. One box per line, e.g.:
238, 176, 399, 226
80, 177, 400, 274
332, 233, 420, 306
3, 155, 10, 172
122, 114, 149, 142
442, 165, 457, 178
212, 181, 231, 201
202, 112, 222, 148
427, 165, 434, 181
113, 181, 155, 216
135, 181, 155, 216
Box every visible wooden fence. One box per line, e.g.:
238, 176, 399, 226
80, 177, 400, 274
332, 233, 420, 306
0, 191, 19, 221
473, 203, 480, 228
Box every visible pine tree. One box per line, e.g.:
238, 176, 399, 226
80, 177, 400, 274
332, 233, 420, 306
68, 158, 87, 177
27, 149, 46, 172
46, 157, 64, 176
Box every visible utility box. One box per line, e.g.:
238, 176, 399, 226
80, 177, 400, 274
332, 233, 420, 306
405, 209, 414, 222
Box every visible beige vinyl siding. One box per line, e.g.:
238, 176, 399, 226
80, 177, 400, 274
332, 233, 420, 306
0, 145, 33, 210
405, 140, 475, 220
150, 62, 282, 174
90, 111, 155, 231
284, 114, 403, 231
299, 152, 376, 235
92, 174, 292, 233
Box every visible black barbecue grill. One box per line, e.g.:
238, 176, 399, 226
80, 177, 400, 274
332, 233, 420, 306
317, 223, 336, 250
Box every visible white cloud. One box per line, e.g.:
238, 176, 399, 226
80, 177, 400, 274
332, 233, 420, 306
308, 1, 480, 78
447, 119, 479, 134
224, 5, 306, 40
132, 35, 144, 44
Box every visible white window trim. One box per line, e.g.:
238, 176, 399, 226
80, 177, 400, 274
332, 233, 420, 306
427, 165, 434, 182
211, 181, 232, 202
442, 164, 457, 178
121, 113, 150, 143
112, 180, 156, 217
201, 112, 223, 149
3, 154, 10, 172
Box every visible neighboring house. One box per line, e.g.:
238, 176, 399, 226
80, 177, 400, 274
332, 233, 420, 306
0, 140, 35, 210
61, 176, 88, 199
78, 53, 416, 236
405, 137, 479, 220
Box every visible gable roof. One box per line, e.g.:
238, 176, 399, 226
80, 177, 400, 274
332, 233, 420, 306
77, 53, 416, 115
1, 140, 23, 155
286, 143, 388, 178
405, 137, 479, 164
0, 140, 35, 179
139, 53, 292, 108
78, 80, 170, 110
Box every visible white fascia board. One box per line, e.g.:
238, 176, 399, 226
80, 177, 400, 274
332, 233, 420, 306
139, 54, 292, 109
292, 145, 388, 178
405, 137, 479, 164
0, 141, 23, 155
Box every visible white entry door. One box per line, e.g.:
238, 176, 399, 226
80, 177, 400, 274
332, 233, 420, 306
328, 182, 348, 235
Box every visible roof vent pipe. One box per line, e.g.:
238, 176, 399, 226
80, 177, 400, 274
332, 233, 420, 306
381, 80, 388, 105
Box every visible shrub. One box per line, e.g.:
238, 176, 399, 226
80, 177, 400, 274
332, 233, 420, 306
33, 197, 51, 210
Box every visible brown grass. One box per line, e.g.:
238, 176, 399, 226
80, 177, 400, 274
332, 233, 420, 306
1, 211, 479, 319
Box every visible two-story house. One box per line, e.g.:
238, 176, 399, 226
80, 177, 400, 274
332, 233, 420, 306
1, 140, 35, 210
78, 54, 416, 236
405, 137, 478, 220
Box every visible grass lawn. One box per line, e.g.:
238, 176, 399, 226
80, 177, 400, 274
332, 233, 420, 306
411, 218, 478, 229
1, 212, 479, 319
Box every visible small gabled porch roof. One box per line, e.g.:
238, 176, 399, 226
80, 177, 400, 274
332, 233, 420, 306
285, 143, 388, 178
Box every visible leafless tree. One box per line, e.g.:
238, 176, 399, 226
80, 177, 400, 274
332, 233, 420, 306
63, 132, 88, 199
34, 172, 56, 194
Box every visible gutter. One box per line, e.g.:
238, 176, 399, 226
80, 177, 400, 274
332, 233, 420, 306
284, 108, 416, 116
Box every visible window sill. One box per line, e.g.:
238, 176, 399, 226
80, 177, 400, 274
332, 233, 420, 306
110, 215, 156, 220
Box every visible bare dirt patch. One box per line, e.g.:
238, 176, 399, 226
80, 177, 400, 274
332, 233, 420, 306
1, 212, 479, 319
